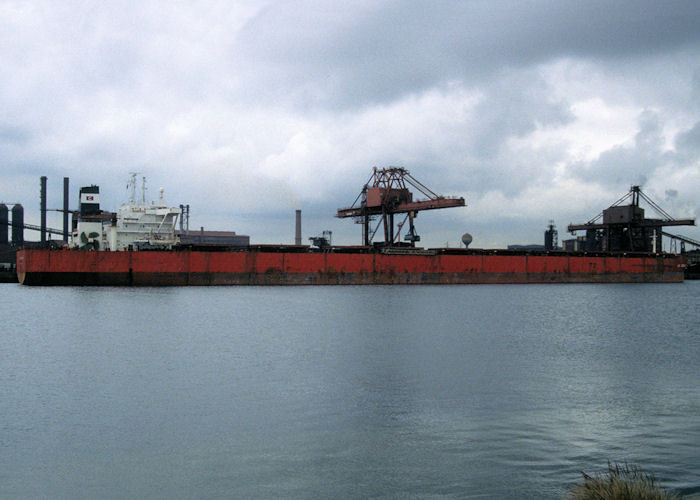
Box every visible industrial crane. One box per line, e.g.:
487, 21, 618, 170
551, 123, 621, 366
567, 185, 695, 252
337, 167, 465, 247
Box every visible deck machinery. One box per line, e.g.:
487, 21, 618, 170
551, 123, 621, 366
567, 186, 695, 252
337, 167, 465, 247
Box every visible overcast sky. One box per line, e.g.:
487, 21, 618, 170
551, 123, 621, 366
2, 0, 699, 248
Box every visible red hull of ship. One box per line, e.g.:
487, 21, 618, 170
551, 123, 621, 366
16, 248, 686, 285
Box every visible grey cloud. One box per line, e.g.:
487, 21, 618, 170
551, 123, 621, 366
574, 110, 666, 186
469, 70, 573, 158
572, 113, 700, 201
236, 0, 700, 109
401, 71, 575, 198
634, 111, 665, 151
675, 121, 700, 155
692, 69, 700, 108
670, 122, 700, 202
322, 68, 575, 200
0, 125, 31, 144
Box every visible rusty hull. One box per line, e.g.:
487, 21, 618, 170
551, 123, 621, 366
16, 248, 686, 286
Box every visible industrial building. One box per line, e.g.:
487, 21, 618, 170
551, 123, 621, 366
176, 230, 249, 247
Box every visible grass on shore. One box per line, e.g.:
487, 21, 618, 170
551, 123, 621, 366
568, 462, 679, 500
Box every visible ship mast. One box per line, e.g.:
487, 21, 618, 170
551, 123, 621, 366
127, 173, 149, 206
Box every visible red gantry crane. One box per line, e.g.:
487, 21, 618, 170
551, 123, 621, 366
337, 167, 466, 247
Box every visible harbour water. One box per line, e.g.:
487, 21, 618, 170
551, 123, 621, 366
1, 282, 698, 499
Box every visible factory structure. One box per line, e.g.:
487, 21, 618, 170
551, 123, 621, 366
0, 177, 71, 248
1, 176, 71, 281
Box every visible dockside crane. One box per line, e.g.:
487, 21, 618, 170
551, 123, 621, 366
337, 167, 465, 247
567, 186, 695, 252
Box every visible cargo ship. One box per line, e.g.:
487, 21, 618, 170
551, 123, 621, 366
16, 246, 686, 285
15, 169, 695, 285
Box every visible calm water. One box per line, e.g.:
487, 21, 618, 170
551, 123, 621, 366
1, 282, 698, 499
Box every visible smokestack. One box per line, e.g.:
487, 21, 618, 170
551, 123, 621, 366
0, 204, 8, 244
40, 176, 47, 244
295, 209, 302, 245
11, 204, 23, 244
63, 177, 69, 242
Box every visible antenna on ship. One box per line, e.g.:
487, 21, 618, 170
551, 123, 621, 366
127, 172, 138, 203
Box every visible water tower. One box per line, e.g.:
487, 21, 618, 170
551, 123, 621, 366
461, 233, 473, 248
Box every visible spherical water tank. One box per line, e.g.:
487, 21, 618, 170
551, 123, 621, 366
461, 233, 473, 248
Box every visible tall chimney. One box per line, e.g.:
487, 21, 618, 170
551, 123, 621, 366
11, 204, 23, 244
0, 203, 8, 244
63, 177, 69, 242
295, 209, 302, 245
40, 176, 47, 244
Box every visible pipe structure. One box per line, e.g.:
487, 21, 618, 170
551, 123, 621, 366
295, 209, 302, 245
63, 177, 69, 242
40, 176, 47, 244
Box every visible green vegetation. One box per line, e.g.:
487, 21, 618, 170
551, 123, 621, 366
569, 462, 679, 500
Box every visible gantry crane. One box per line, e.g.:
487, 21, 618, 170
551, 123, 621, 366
567, 185, 695, 252
337, 167, 465, 247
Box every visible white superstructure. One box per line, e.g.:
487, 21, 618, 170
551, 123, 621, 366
72, 174, 181, 251
108, 174, 181, 250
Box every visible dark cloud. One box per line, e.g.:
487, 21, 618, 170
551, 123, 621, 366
468, 70, 573, 157
236, 0, 700, 109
